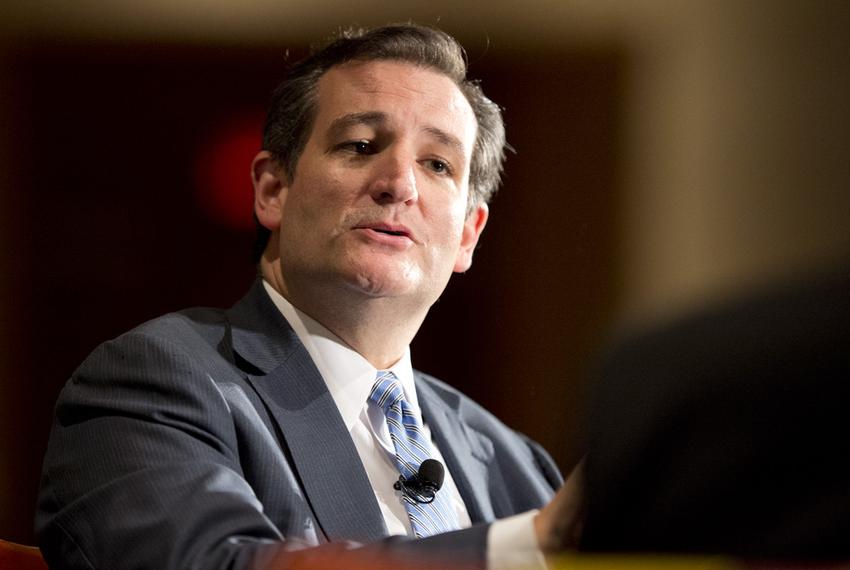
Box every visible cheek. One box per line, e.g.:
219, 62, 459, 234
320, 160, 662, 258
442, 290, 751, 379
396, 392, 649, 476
286, 172, 349, 225
313, 169, 349, 198
442, 204, 468, 244
425, 215, 465, 266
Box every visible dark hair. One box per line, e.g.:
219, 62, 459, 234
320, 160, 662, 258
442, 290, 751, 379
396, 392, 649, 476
254, 24, 506, 262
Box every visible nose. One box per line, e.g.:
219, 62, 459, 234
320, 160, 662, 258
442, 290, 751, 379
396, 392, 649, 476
368, 149, 418, 206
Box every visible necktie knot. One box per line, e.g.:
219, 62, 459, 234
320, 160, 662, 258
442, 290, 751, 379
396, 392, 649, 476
369, 371, 405, 414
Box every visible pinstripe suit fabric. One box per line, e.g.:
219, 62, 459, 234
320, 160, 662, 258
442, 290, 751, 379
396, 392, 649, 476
36, 280, 562, 569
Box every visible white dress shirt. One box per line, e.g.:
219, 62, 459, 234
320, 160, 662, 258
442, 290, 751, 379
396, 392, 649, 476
262, 281, 545, 569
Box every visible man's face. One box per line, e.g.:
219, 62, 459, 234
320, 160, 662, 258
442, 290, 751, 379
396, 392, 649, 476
256, 60, 487, 309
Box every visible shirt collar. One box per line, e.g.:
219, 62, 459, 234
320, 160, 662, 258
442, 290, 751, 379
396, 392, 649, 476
261, 280, 418, 431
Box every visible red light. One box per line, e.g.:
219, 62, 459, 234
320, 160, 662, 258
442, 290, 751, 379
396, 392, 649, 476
194, 112, 264, 230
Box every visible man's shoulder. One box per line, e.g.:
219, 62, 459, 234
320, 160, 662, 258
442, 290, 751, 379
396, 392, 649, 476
72, 305, 235, 383
414, 370, 565, 489
133, 305, 229, 340
109, 305, 230, 353
413, 371, 481, 410
101, 279, 269, 353
413, 371, 513, 434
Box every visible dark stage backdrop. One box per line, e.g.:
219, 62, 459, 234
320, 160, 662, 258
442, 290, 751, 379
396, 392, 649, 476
0, 40, 622, 543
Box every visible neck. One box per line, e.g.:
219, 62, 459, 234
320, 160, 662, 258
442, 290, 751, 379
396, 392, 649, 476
259, 256, 428, 370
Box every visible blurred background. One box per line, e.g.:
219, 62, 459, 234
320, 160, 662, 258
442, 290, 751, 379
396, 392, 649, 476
1, 0, 848, 544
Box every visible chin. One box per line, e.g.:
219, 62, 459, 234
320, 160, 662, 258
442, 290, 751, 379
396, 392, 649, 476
341, 259, 425, 299
346, 273, 415, 298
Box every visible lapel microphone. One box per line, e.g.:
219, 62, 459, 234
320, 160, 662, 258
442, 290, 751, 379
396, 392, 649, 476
394, 459, 445, 504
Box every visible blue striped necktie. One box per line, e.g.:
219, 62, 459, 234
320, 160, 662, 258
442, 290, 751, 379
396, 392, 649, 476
369, 371, 460, 537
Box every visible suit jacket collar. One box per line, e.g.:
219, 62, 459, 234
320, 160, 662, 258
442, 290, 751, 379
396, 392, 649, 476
225, 280, 388, 543
226, 278, 299, 375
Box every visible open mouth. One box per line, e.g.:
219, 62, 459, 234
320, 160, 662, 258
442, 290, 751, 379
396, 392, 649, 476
355, 223, 414, 241
372, 228, 407, 237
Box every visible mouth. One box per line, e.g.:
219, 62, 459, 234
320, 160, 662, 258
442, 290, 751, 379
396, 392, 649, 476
371, 228, 407, 237
354, 223, 416, 243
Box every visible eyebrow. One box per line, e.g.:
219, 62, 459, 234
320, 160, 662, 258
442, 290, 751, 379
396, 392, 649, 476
326, 111, 467, 156
326, 112, 387, 141
423, 126, 466, 156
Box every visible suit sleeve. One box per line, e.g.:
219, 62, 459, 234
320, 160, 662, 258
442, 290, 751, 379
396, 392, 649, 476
522, 434, 564, 490
36, 330, 296, 569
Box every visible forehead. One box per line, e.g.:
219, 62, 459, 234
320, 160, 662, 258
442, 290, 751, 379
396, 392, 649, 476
311, 60, 477, 151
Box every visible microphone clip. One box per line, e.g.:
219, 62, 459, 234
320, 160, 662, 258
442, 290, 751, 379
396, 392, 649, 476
393, 459, 445, 505
394, 475, 438, 504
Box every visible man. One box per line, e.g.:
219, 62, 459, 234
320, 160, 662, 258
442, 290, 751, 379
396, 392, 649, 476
37, 25, 581, 569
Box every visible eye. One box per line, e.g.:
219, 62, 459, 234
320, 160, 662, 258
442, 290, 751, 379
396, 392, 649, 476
424, 158, 452, 176
341, 140, 374, 155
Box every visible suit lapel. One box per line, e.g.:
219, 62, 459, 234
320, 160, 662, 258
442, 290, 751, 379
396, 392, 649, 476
226, 281, 387, 543
416, 376, 497, 524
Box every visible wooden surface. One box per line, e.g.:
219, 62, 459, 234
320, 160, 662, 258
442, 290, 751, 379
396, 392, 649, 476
0, 540, 47, 570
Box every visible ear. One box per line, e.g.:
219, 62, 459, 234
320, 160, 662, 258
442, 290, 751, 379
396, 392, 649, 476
252, 150, 288, 231
453, 203, 489, 273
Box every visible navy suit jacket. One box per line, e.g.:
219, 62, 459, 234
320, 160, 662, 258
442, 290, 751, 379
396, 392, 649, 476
37, 280, 561, 569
